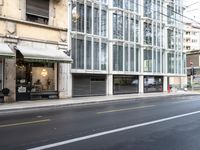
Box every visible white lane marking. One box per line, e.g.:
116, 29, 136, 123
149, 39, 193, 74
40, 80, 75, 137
97, 105, 155, 114
28, 110, 200, 150
171, 99, 200, 104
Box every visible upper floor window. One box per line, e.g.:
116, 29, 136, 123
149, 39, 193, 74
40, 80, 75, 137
26, 0, 49, 25
113, 0, 123, 9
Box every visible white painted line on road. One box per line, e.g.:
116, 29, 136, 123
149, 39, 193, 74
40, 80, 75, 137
28, 110, 200, 150
171, 99, 200, 104
96, 105, 155, 114
0, 119, 50, 128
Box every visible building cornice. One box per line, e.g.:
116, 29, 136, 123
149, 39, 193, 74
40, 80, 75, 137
0, 16, 68, 32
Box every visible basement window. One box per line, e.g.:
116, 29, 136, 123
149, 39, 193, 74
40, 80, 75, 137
26, 0, 49, 25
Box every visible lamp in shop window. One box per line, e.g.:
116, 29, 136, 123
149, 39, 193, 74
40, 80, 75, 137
41, 69, 48, 77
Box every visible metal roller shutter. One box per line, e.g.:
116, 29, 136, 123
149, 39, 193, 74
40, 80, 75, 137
72, 74, 106, 97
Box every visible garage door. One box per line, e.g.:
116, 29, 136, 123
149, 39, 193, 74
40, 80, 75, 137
72, 74, 106, 97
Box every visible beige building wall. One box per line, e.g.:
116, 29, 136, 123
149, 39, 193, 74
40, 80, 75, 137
0, 0, 68, 42
0, 0, 70, 102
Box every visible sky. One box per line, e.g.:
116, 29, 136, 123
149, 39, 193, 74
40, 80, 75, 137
183, 0, 200, 24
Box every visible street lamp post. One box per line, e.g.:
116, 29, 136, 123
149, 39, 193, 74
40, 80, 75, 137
190, 60, 194, 91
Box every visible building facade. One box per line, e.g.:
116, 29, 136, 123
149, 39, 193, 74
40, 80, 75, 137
0, 0, 186, 102
68, 0, 186, 97
0, 0, 72, 102
184, 23, 200, 89
184, 23, 200, 52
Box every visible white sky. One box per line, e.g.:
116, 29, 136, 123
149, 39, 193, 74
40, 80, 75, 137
183, 0, 200, 23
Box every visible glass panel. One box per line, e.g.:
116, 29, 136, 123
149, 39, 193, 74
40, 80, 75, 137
153, 23, 156, 46
113, 76, 139, 94
144, 0, 152, 18
86, 40, 92, 69
153, 49, 156, 72
113, 12, 123, 39
144, 49, 152, 72
101, 43, 107, 70
72, 3, 84, 32
130, 46, 134, 71
113, 45, 123, 71
94, 7, 100, 35
144, 22, 152, 45
168, 29, 174, 49
93, 41, 100, 70
72, 38, 84, 69
32, 65, 55, 92
157, 50, 161, 73
86, 5, 92, 34
113, 0, 123, 8
125, 46, 129, 71
136, 19, 139, 43
101, 10, 107, 37
144, 76, 163, 93
130, 18, 134, 42
136, 47, 139, 72
130, 0, 134, 11
157, 24, 160, 46
125, 15, 129, 41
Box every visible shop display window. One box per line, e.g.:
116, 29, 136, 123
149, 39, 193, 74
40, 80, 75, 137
31, 66, 55, 92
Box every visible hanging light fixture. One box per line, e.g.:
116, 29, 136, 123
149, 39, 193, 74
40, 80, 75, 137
41, 69, 48, 77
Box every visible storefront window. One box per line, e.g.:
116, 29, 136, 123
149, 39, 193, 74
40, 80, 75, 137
113, 76, 139, 94
16, 52, 57, 100
144, 76, 163, 93
31, 63, 56, 92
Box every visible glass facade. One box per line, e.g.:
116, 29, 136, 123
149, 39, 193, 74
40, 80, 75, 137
71, 1, 108, 71
70, 0, 185, 95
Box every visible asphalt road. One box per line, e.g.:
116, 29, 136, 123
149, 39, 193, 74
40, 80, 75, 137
1, 95, 200, 150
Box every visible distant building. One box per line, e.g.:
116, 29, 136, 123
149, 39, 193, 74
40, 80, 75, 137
184, 23, 200, 89
184, 23, 200, 52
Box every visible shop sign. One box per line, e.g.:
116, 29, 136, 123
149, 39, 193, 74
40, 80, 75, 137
18, 86, 26, 93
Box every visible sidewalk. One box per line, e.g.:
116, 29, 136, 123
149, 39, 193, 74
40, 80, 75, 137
0, 91, 199, 113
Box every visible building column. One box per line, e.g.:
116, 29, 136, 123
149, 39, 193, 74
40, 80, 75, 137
58, 63, 72, 99
4, 58, 16, 102
139, 75, 144, 94
163, 76, 168, 92
107, 74, 113, 96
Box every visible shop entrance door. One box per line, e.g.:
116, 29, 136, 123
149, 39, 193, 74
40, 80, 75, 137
16, 62, 31, 101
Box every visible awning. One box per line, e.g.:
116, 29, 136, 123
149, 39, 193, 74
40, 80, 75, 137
16, 45, 72, 63
0, 43, 15, 58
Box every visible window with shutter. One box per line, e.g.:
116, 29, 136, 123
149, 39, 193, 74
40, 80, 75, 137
26, 0, 49, 24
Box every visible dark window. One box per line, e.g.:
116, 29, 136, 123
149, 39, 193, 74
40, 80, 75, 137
26, 0, 49, 24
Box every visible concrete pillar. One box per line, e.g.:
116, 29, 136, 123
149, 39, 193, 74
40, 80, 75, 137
4, 58, 16, 102
139, 75, 144, 94
107, 74, 113, 96
58, 63, 72, 99
163, 76, 168, 92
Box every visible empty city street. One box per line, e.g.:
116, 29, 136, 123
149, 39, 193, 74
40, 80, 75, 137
1, 95, 200, 150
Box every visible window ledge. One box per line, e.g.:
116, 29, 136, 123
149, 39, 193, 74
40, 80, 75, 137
0, 16, 67, 32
